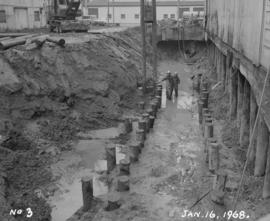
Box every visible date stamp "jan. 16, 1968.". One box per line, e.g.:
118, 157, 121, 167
181, 209, 251, 220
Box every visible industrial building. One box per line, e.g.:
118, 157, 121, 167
82, 0, 205, 25
0, 0, 48, 31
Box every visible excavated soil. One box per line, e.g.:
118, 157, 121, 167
0, 28, 154, 221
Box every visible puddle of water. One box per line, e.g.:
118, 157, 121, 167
51, 178, 82, 221
94, 160, 107, 173
176, 91, 194, 110
75, 140, 106, 168
50, 168, 93, 221
161, 81, 167, 108
93, 174, 109, 197
50, 139, 109, 221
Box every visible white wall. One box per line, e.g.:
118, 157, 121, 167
0, 0, 47, 31
157, 6, 177, 20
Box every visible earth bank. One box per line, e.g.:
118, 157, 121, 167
0, 28, 154, 221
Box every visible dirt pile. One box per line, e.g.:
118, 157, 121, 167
0, 28, 154, 221
0, 28, 153, 132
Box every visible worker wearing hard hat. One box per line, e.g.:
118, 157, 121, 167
172, 72, 180, 97
161, 71, 173, 100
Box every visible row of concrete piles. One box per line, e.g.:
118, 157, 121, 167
80, 84, 163, 212
195, 77, 227, 205
207, 43, 270, 199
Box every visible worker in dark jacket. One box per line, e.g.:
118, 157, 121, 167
161, 71, 173, 100
172, 72, 180, 97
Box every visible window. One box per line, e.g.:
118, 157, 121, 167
193, 7, 204, 12
121, 14, 126, 19
170, 14, 175, 19
88, 7, 98, 17
163, 14, 168, 19
179, 7, 189, 17
134, 14, 139, 19
34, 11, 40, 21
0, 10, 6, 23
108, 13, 112, 19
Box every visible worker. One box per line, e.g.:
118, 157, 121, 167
161, 71, 173, 100
190, 74, 195, 96
172, 72, 180, 97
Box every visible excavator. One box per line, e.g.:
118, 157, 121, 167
48, 0, 88, 33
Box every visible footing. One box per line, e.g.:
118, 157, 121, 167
117, 176, 130, 192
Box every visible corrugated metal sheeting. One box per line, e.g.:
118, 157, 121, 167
206, 0, 270, 68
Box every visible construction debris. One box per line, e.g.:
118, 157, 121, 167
0, 34, 66, 50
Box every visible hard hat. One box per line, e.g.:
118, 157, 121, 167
167, 70, 171, 73
174, 72, 178, 74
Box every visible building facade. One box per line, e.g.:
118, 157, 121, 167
0, 0, 49, 31
82, 0, 205, 26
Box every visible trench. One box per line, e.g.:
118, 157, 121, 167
47, 40, 204, 221
3, 28, 268, 220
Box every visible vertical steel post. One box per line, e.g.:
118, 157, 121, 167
107, 0, 110, 24
152, 0, 157, 87
112, 0, 115, 24
141, 0, 147, 94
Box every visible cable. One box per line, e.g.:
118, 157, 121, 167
232, 65, 270, 210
